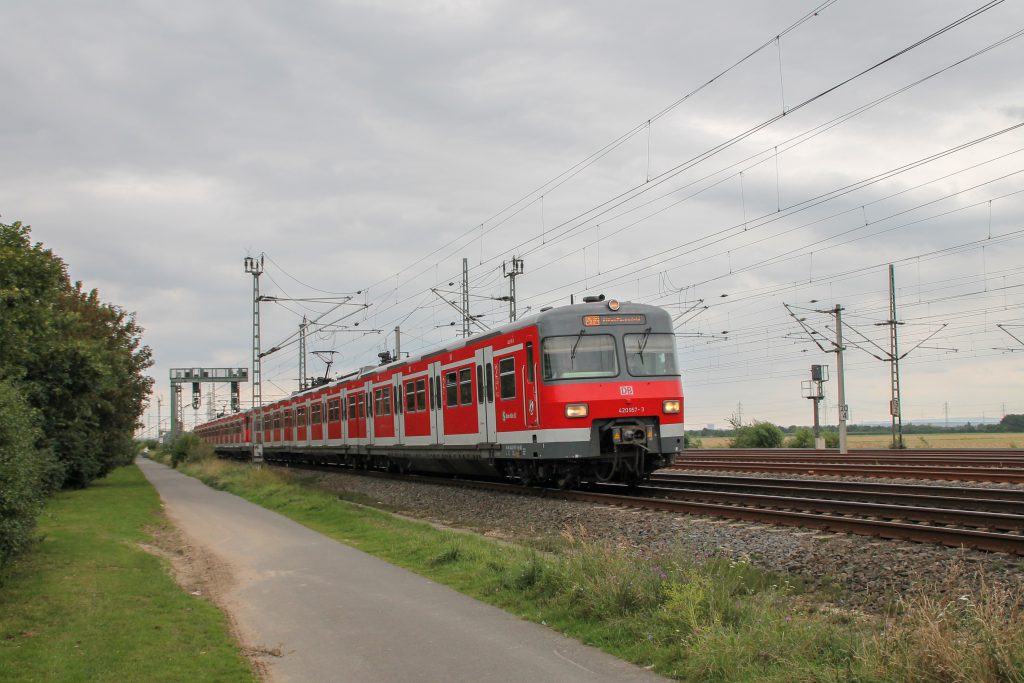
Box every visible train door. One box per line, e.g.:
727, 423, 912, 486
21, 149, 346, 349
474, 347, 498, 443
340, 388, 349, 446
524, 340, 540, 428
302, 399, 311, 447
355, 388, 364, 443
428, 360, 444, 445
364, 381, 374, 444
393, 373, 404, 445
318, 395, 327, 447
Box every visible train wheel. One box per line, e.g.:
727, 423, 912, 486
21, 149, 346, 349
554, 465, 580, 490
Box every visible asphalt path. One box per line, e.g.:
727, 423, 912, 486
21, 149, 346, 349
137, 459, 666, 682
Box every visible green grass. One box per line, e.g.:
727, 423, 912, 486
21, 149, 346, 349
0, 465, 255, 683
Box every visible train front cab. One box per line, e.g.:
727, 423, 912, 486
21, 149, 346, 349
501, 301, 684, 486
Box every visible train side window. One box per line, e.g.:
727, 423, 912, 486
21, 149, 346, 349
311, 403, 321, 425
445, 372, 458, 407
498, 357, 516, 400
396, 386, 402, 414
485, 363, 494, 403
459, 367, 473, 405
526, 342, 535, 382
476, 364, 484, 404
357, 394, 364, 418
285, 410, 293, 429
348, 396, 357, 419
416, 378, 427, 412
434, 374, 442, 409
405, 381, 416, 412
382, 386, 392, 416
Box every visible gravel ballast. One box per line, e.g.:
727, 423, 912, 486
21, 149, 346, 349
295, 467, 1024, 611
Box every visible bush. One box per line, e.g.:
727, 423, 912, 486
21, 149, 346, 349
167, 433, 215, 468
0, 379, 59, 569
788, 427, 816, 448
683, 432, 703, 449
730, 421, 784, 448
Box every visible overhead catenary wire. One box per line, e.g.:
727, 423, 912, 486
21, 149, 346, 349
243, 3, 1021, 417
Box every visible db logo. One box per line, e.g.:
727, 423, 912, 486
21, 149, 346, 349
619, 386, 634, 396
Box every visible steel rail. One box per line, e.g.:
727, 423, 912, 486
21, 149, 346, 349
653, 472, 1024, 499
649, 473, 1024, 511
620, 485, 1024, 531
683, 448, 1024, 457
670, 461, 1024, 483
678, 454, 1024, 466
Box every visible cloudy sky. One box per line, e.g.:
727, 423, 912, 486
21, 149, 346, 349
3, 0, 1022, 436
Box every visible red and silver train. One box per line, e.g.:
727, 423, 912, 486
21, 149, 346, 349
194, 298, 684, 487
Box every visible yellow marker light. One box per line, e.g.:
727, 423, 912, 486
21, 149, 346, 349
565, 403, 589, 418
607, 299, 620, 311
663, 399, 681, 414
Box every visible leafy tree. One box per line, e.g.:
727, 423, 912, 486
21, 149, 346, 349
730, 421, 784, 448
0, 221, 153, 489
999, 414, 1024, 432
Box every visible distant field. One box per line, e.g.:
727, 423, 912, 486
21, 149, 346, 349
691, 432, 1024, 449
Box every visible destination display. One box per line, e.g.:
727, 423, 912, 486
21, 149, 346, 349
582, 314, 647, 326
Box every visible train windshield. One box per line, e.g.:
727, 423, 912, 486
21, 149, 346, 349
542, 334, 618, 380
623, 332, 679, 376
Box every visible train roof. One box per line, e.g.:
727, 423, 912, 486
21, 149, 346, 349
274, 299, 670, 402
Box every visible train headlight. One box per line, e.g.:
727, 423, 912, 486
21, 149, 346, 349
663, 399, 681, 414
565, 403, 589, 418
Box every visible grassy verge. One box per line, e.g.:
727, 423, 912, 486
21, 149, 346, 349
172, 459, 1022, 681
0, 465, 255, 682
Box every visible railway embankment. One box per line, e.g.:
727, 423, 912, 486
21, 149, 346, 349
172, 457, 1024, 681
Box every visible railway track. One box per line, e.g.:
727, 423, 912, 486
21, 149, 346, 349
267, 459, 1024, 556
648, 472, 1024, 513
672, 448, 1024, 482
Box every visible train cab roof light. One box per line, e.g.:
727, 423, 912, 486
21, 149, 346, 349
607, 299, 620, 311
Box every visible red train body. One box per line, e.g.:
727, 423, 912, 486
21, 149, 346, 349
194, 300, 684, 486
